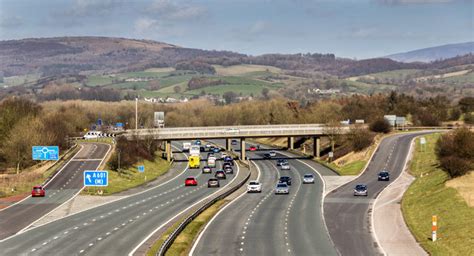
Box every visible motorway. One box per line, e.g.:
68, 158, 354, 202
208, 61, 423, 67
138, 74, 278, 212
0, 143, 111, 240
0, 142, 242, 255
191, 141, 338, 256
324, 132, 428, 256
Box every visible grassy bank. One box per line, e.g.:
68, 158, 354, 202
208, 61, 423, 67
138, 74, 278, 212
402, 134, 474, 255
147, 200, 227, 256
324, 160, 367, 176
82, 153, 171, 196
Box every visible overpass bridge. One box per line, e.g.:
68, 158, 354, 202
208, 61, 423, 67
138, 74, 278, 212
122, 124, 352, 161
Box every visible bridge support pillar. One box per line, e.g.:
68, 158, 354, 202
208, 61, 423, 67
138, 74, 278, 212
287, 137, 294, 150
226, 138, 232, 151
240, 138, 246, 160
313, 137, 320, 159
165, 140, 172, 162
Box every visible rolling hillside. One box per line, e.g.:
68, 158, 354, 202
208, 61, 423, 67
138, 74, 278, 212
386, 42, 474, 63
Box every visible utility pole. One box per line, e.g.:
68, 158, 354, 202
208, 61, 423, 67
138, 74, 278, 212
135, 97, 138, 130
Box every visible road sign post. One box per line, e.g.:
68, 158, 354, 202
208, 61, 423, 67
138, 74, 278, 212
138, 165, 145, 173
32, 146, 59, 161
432, 215, 437, 242
83, 171, 108, 187
420, 137, 426, 152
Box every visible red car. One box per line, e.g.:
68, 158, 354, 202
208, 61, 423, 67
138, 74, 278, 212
31, 185, 45, 197
185, 177, 198, 186
249, 146, 257, 151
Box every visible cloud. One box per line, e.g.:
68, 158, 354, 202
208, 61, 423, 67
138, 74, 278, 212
0, 16, 23, 28
58, 0, 124, 17
249, 21, 269, 34
134, 17, 160, 34
146, 0, 207, 21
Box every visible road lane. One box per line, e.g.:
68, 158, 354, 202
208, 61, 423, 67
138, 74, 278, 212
0, 143, 111, 240
192, 148, 337, 256
0, 142, 243, 256
324, 132, 431, 256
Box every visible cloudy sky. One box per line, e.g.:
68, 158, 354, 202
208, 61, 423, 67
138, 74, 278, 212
0, 0, 472, 58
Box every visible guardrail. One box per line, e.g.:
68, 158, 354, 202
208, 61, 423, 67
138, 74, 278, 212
157, 168, 251, 256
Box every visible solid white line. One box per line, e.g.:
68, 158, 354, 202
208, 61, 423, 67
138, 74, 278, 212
0, 144, 85, 213
189, 161, 255, 256
128, 154, 241, 256
12, 144, 112, 237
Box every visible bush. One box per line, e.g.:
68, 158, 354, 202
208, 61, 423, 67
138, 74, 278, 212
369, 118, 391, 133
347, 128, 374, 151
439, 156, 472, 177
464, 112, 474, 124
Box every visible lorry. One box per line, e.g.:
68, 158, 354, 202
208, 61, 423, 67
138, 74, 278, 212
189, 155, 200, 169
182, 142, 191, 152
189, 145, 200, 156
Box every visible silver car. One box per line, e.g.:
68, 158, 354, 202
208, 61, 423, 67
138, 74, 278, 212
281, 162, 290, 170
303, 174, 315, 184
275, 183, 290, 194
354, 184, 368, 196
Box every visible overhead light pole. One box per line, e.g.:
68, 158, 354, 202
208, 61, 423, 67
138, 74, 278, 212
135, 97, 138, 130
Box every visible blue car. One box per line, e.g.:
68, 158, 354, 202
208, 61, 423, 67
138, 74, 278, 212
213, 147, 220, 153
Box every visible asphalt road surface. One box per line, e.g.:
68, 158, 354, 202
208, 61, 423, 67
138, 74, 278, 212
192, 143, 337, 256
0, 142, 240, 255
0, 143, 111, 240
324, 132, 429, 256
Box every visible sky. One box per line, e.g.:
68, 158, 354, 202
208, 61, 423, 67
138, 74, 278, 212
0, 0, 472, 59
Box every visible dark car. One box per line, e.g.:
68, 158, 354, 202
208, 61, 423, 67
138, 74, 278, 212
378, 171, 390, 181
31, 185, 45, 197
279, 176, 292, 185
215, 170, 226, 179
223, 162, 232, 169
354, 184, 368, 196
263, 153, 271, 159
207, 178, 220, 188
202, 166, 212, 174
213, 147, 221, 153
231, 139, 238, 145
224, 165, 233, 174
276, 159, 288, 166
223, 155, 234, 164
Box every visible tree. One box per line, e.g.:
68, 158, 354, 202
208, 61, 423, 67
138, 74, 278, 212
261, 88, 270, 99
369, 118, 391, 133
458, 97, 474, 113
173, 85, 182, 94
223, 91, 237, 104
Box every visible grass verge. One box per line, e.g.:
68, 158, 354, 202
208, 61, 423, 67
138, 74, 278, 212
402, 133, 474, 255
147, 200, 227, 256
82, 153, 171, 196
324, 160, 367, 176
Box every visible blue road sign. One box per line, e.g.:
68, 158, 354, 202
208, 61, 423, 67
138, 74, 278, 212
84, 171, 108, 186
32, 146, 59, 160
116, 122, 123, 127
138, 165, 145, 173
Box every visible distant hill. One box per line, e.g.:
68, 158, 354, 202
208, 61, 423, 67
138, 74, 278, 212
386, 42, 474, 63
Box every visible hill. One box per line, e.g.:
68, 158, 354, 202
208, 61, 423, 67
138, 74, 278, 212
386, 42, 474, 63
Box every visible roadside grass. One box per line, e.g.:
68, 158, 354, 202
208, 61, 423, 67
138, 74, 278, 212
82, 153, 171, 196
146, 200, 227, 256
213, 64, 281, 76
325, 160, 366, 176
402, 134, 474, 255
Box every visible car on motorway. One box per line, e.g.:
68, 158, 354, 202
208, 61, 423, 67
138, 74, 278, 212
303, 174, 315, 184
279, 176, 292, 185
213, 147, 221, 153
205, 143, 212, 150
276, 159, 288, 166
207, 178, 220, 188
378, 171, 390, 181
269, 151, 277, 157
354, 184, 368, 196
275, 183, 290, 194
231, 139, 238, 145
202, 166, 212, 174
224, 165, 233, 174
185, 177, 198, 186
31, 185, 45, 197
247, 180, 262, 193
223, 162, 232, 168
194, 140, 201, 145
215, 170, 226, 179
263, 153, 271, 159
281, 162, 290, 170
223, 156, 234, 165
249, 146, 257, 151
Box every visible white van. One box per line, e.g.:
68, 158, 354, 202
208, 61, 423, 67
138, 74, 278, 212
183, 142, 191, 152
83, 131, 102, 139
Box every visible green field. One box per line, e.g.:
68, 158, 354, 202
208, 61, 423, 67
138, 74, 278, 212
325, 160, 367, 176
369, 69, 420, 80
0, 74, 41, 87
442, 71, 474, 85
402, 134, 474, 255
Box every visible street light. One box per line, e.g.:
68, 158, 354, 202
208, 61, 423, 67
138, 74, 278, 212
117, 149, 121, 175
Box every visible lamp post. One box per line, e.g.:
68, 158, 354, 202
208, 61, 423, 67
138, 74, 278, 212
117, 149, 121, 176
